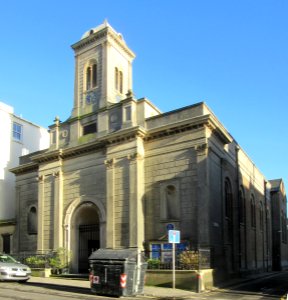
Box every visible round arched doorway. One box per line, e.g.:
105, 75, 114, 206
70, 202, 100, 273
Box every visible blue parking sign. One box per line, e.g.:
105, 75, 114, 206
168, 230, 180, 244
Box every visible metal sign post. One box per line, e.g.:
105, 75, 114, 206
172, 242, 175, 289
168, 230, 180, 289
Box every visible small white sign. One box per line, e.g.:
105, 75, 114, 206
93, 275, 100, 284
168, 230, 180, 244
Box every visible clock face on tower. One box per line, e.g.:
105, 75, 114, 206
85, 91, 97, 104
86, 93, 91, 104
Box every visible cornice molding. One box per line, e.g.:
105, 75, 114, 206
71, 29, 107, 51
10, 162, 38, 175
11, 127, 146, 174
205, 117, 233, 144
144, 115, 209, 142
0, 219, 16, 227
31, 149, 63, 164
11, 112, 233, 175
71, 27, 135, 58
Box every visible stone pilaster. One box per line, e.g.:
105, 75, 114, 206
37, 174, 45, 252
195, 143, 209, 247
13, 186, 20, 253
73, 55, 79, 117
105, 158, 115, 248
127, 152, 145, 249
102, 40, 109, 108
53, 168, 63, 250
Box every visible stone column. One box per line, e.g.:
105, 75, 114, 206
127, 152, 145, 249
105, 158, 115, 248
37, 175, 45, 252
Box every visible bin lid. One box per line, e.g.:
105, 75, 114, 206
89, 248, 139, 261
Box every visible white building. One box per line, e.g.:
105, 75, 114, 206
0, 101, 49, 253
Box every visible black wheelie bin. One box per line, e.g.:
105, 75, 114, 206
88, 248, 147, 297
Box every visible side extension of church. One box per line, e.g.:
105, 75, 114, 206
11, 21, 287, 276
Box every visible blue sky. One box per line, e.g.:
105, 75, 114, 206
1, 0, 287, 188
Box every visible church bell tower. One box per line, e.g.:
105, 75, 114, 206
71, 20, 135, 117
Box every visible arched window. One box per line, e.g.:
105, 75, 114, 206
86, 66, 91, 90
259, 202, 264, 231
92, 64, 97, 87
160, 182, 180, 220
224, 178, 233, 246
250, 195, 256, 228
225, 178, 233, 220
281, 211, 287, 243
166, 185, 179, 219
27, 207, 37, 235
115, 67, 119, 90
115, 67, 123, 94
119, 71, 123, 93
239, 186, 245, 224
85, 63, 97, 91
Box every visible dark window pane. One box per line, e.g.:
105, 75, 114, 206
2, 235, 11, 254
83, 123, 97, 135
28, 207, 37, 235
92, 64, 97, 87
86, 67, 91, 90
115, 68, 118, 90
119, 71, 123, 93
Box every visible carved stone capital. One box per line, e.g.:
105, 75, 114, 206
127, 152, 143, 161
38, 175, 44, 182
53, 171, 60, 177
195, 143, 208, 155
104, 158, 115, 168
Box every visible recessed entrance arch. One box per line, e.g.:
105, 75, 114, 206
74, 203, 99, 273
64, 197, 106, 273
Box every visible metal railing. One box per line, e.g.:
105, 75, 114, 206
12, 252, 54, 268
145, 248, 211, 270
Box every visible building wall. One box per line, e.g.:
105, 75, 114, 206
0, 102, 49, 220
10, 22, 286, 278
271, 180, 288, 270
144, 129, 203, 244
14, 170, 39, 252
12, 100, 282, 276
0, 101, 49, 253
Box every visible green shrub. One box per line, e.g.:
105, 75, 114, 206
25, 256, 46, 267
179, 250, 207, 270
49, 247, 72, 271
147, 258, 161, 269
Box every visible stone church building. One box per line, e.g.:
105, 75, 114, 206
11, 21, 287, 276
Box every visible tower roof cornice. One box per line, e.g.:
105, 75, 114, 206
71, 23, 135, 58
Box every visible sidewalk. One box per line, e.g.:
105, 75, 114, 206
29, 276, 197, 298
29, 277, 196, 298
28, 271, 282, 299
